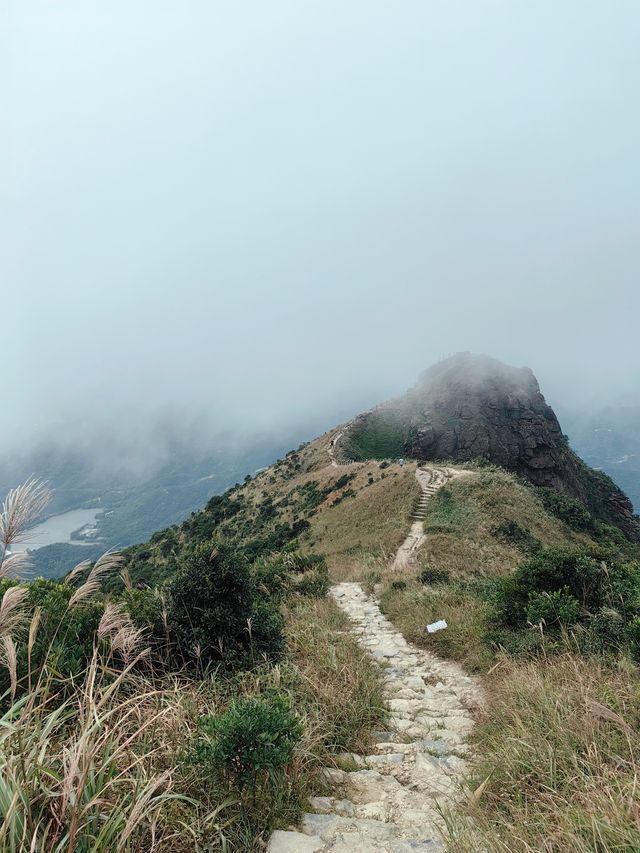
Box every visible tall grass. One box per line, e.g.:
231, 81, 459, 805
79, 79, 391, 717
0, 652, 192, 852
0, 478, 52, 578
0, 589, 386, 851
284, 597, 387, 756
448, 654, 640, 852
0, 479, 389, 850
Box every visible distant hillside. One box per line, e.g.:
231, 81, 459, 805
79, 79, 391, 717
0, 434, 298, 577
561, 405, 640, 513
120, 425, 637, 593
343, 353, 640, 541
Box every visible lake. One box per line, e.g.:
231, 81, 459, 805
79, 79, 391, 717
11, 508, 101, 552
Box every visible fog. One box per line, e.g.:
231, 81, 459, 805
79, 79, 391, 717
3, 1, 639, 464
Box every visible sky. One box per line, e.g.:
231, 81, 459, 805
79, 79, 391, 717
2, 1, 639, 456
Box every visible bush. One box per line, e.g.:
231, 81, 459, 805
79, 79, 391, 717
168, 544, 284, 668
122, 587, 165, 635
625, 616, 640, 662
583, 606, 626, 652
526, 589, 580, 627
488, 547, 640, 656
193, 693, 302, 793
253, 557, 291, 603
253, 552, 329, 601
419, 566, 450, 585
391, 580, 407, 591
537, 487, 593, 532
246, 601, 285, 662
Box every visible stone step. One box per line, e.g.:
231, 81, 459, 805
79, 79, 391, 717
267, 584, 481, 853
267, 830, 324, 852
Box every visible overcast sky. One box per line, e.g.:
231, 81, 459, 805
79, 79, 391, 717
2, 1, 639, 453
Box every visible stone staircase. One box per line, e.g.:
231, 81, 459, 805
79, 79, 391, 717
392, 467, 451, 571
267, 583, 482, 853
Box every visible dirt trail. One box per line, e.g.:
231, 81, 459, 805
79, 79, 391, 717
268, 583, 482, 852
327, 432, 344, 468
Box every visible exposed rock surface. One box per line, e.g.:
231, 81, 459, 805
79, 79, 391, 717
347, 353, 639, 540
267, 583, 483, 853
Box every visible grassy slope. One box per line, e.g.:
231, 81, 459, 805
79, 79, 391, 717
122, 431, 419, 588
420, 466, 592, 579
234, 440, 418, 577
307, 464, 418, 576
342, 409, 407, 460
376, 466, 640, 852
378, 466, 595, 672
449, 654, 640, 853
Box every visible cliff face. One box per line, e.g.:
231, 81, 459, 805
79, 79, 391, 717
348, 353, 640, 541
405, 354, 565, 479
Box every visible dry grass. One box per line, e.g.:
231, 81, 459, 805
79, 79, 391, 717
379, 576, 494, 673
0, 591, 387, 852
284, 597, 387, 756
0, 478, 52, 578
420, 469, 592, 579
144, 595, 388, 851
307, 465, 419, 578
448, 654, 640, 852
0, 654, 195, 853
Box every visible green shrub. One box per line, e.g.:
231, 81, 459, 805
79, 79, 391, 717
391, 580, 407, 591
168, 543, 284, 668
488, 548, 640, 658
253, 552, 329, 601
193, 693, 302, 792
246, 601, 285, 663
122, 587, 165, 634
294, 568, 329, 598
579, 607, 627, 654
419, 566, 451, 585
253, 557, 291, 603
526, 589, 580, 627
537, 487, 593, 532
0, 578, 104, 701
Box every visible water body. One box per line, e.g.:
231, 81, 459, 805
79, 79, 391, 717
11, 508, 101, 552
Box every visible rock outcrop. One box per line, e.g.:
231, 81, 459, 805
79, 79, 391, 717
346, 353, 640, 541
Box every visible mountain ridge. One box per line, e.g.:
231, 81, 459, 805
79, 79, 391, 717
343, 353, 640, 541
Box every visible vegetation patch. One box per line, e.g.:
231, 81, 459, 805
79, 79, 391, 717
342, 411, 407, 461
449, 655, 640, 853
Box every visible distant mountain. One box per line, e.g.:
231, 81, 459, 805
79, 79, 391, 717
560, 405, 640, 513
342, 353, 640, 540
0, 433, 300, 577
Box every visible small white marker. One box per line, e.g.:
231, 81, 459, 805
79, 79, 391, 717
426, 620, 448, 634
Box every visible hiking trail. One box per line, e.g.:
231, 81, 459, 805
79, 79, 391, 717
268, 583, 483, 852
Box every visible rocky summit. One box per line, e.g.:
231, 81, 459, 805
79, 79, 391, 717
345, 353, 640, 541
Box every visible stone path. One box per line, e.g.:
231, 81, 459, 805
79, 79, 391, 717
327, 431, 344, 468
326, 425, 354, 467
392, 467, 450, 570
267, 583, 483, 853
